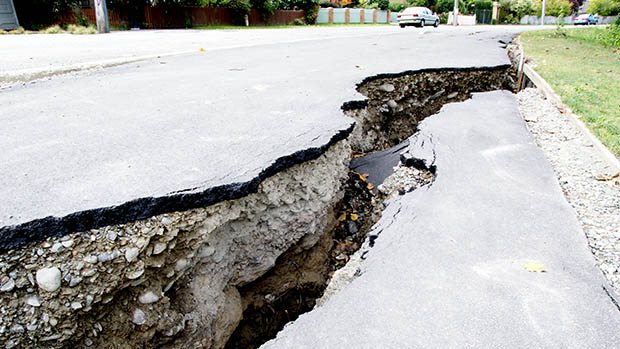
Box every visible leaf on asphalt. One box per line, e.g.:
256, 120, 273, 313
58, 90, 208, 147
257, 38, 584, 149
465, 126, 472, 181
338, 213, 347, 222
351, 151, 366, 158
357, 173, 368, 182
199, 47, 206, 52
524, 261, 547, 273
595, 172, 619, 181
367, 183, 374, 191
355, 64, 365, 69
350, 213, 359, 221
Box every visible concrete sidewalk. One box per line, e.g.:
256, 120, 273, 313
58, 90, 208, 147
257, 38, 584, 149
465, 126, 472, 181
264, 91, 620, 348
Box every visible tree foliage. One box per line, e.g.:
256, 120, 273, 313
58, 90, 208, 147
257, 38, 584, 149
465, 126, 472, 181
589, 0, 620, 16
532, 0, 571, 16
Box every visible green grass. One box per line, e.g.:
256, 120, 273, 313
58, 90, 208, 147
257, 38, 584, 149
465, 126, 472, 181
521, 28, 620, 156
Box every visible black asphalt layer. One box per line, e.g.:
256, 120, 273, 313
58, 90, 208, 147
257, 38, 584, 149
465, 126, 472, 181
0, 27, 518, 250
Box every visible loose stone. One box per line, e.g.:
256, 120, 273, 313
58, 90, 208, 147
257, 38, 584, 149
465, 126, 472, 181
379, 83, 395, 92
97, 253, 111, 263
50, 242, 64, 253
25, 295, 41, 307
138, 291, 160, 304
0, 278, 15, 292
35, 267, 61, 292
132, 309, 146, 325
152, 242, 167, 255
124, 248, 140, 263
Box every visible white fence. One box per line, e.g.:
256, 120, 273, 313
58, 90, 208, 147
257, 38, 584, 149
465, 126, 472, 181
316, 8, 392, 24
520, 15, 618, 25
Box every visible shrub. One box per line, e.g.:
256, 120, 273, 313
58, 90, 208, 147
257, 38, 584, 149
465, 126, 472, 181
389, 2, 407, 11
436, 0, 456, 13
377, 0, 390, 9
408, 0, 428, 6
475, 0, 493, 10
600, 20, 620, 46
589, 0, 620, 16
66, 24, 97, 34
532, 0, 571, 17
319, 0, 340, 6
43, 24, 64, 34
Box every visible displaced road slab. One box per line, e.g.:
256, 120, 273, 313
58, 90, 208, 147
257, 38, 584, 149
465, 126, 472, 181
0, 27, 520, 249
264, 91, 620, 348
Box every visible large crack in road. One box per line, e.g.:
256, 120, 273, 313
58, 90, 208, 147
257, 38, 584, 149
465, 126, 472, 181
0, 62, 517, 348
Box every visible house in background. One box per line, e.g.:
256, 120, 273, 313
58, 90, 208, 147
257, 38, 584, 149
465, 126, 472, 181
0, 0, 19, 30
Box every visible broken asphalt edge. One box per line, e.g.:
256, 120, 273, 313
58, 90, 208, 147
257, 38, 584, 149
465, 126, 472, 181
0, 63, 511, 252
0, 124, 354, 252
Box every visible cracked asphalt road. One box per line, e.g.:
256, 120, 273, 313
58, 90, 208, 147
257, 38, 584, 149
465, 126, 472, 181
265, 91, 620, 348
1, 25, 526, 246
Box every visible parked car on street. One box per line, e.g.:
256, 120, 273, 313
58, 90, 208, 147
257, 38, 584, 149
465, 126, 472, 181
397, 7, 440, 28
574, 14, 598, 25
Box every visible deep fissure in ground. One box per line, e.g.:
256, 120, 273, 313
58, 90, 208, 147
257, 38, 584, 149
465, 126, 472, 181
225, 65, 516, 348
0, 64, 517, 349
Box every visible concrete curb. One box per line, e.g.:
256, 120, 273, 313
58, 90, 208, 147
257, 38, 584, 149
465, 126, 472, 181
523, 63, 620, 173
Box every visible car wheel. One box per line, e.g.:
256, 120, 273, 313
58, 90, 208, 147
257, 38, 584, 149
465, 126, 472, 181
420, 20, 425, 28
400, 24, 405, 28
434, 20, 439, 27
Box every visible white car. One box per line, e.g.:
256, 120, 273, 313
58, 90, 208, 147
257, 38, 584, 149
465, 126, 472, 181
397, 7, 440, 28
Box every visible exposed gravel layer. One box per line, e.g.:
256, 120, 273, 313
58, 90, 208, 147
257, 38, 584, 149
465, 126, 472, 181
517, 88, 620, 295
0, 141, 350, 349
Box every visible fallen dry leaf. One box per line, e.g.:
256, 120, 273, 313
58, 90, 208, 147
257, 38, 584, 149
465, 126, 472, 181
524, 261, 547, 273
338, 213, 347, 222
350, 213, 359, 221
595, 172, 620, 181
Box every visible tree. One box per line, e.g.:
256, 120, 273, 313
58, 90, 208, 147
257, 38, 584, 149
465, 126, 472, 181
532, 0, 571, 17
589, 0, 620, 16
13, 0, 81, 29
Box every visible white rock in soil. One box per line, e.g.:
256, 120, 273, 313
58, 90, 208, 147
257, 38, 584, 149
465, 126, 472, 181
50, 242, 64, 253
61, 239, 74, 248
125, 248, 140, 263
0, 278, 15, 292
97, 252, 111, 263
132, 308, 146, 325
152, 242, 167, 255
70, 301, 83, 310
36, 267, 62, 292
379, 83, 395, 92
126, 270, 143, 280
26, 295, 41, 307
138, 291, 160, 304
83, 255, 98, 264
174, 259, 188, 271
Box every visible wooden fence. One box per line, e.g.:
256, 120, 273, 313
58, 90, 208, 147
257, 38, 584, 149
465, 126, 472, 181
58, 7, 305, 28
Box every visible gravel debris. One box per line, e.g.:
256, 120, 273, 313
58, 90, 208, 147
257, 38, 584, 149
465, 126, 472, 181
517, 88, 620, 295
